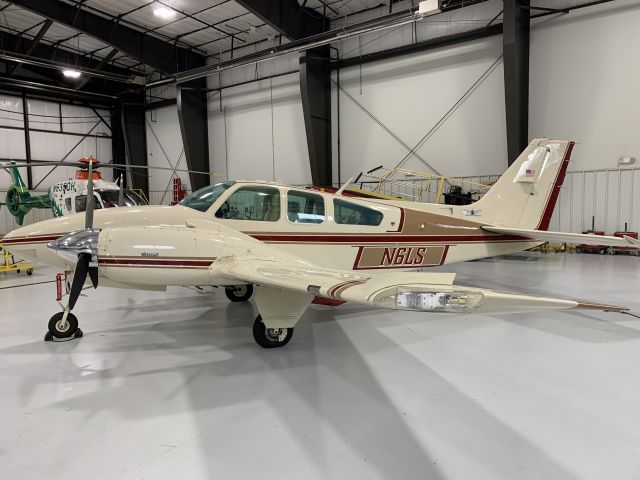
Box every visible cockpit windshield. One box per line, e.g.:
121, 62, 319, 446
179, 182, 235, 212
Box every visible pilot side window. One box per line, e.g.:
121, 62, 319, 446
287, 191, 325, 224
75, 194, 102, 213
65, 197, 72, 212
215, 186, 281, 222
333, 199, 383, 226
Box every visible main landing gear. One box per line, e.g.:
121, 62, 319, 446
252, 314, 294, 348
225, 284, 254, 302
226, 285, 292, 348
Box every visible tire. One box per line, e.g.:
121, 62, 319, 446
608, 249, 616, 255
26, 269, 33, 276
225, 284, 254, 302
252, 314, 293, 348
47, 312, 79, 339
575, 247, 582, 254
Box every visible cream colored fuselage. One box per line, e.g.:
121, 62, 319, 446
2, 182, 537, 275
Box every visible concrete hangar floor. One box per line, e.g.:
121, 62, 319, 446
0, 253, 638, 480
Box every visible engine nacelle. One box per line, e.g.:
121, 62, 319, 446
97, 224, 252, 287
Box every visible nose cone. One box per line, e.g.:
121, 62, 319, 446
48, 228, 100, 264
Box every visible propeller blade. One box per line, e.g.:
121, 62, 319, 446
69, 253, 90, 310
85, 159, 94, 229
89, 266, 99, 288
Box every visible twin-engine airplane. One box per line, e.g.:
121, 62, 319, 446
2, 139, 637, 347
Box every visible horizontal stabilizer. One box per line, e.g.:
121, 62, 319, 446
482, 226, 640, 248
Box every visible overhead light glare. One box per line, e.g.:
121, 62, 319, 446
153, 6, 176, 19
62, 69, 82, 79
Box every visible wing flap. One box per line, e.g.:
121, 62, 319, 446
483, 226, 640, 248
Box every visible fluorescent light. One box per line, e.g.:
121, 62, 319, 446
153, 6, 176, 19
62, 69, 82, 79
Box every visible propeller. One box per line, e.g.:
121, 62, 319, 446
48, 160, 100, 315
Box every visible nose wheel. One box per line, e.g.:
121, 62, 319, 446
44, 311, 83, 342
252, 314, 293, 348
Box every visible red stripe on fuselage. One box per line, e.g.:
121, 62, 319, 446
99, 258, 213, 267
250, 234, 526, 243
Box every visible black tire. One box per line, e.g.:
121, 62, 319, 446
26, 269, 33, 276
47, 312, 79, 339
575, 247, 582, 254
252, 314, 293, 348
225, 284, 254, 302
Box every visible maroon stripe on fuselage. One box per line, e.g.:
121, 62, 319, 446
99, 258, 213, 267
250, 234, 527, 243
1, 234, 64, 245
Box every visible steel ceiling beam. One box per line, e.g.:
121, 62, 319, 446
0, 29, 132, 79
8, 0, 206, 74
9, 19, 52, 75
503, 0, 530, 165
235, 0, 327, 40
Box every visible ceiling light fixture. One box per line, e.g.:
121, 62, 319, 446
62, 69, 82, 79
153, 6, 176, 19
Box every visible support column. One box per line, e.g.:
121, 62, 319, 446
300, 48, 332, 186
503, 0, 530, 165
21, 93, 33, 189
177, 79, 210, 192
119, 91, 149, 196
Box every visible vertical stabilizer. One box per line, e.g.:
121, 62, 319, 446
469, 138, 573, 230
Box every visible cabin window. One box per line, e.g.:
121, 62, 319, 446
287, 191, 325, 224
65, 197, 72, 211
75, 194, 102, 213
333, 199, 383, 226
215, 186, 281, 222
179, 182, 235, 212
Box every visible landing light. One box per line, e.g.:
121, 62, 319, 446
373, 287, 483, 313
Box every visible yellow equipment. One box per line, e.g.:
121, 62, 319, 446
356, 166, 495, 204
0, 241, 34, 275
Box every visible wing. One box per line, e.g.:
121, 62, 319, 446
215, 255, 626, 316
482, 226, 640, 248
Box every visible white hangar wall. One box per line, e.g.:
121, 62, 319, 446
333, 35, 507, 183
530, 0, 640, 233
145, 105, 190, 205
206, 52, 311, 186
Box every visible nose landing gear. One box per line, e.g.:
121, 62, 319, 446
44, 272, 84, 342
45, 311, 83, 341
